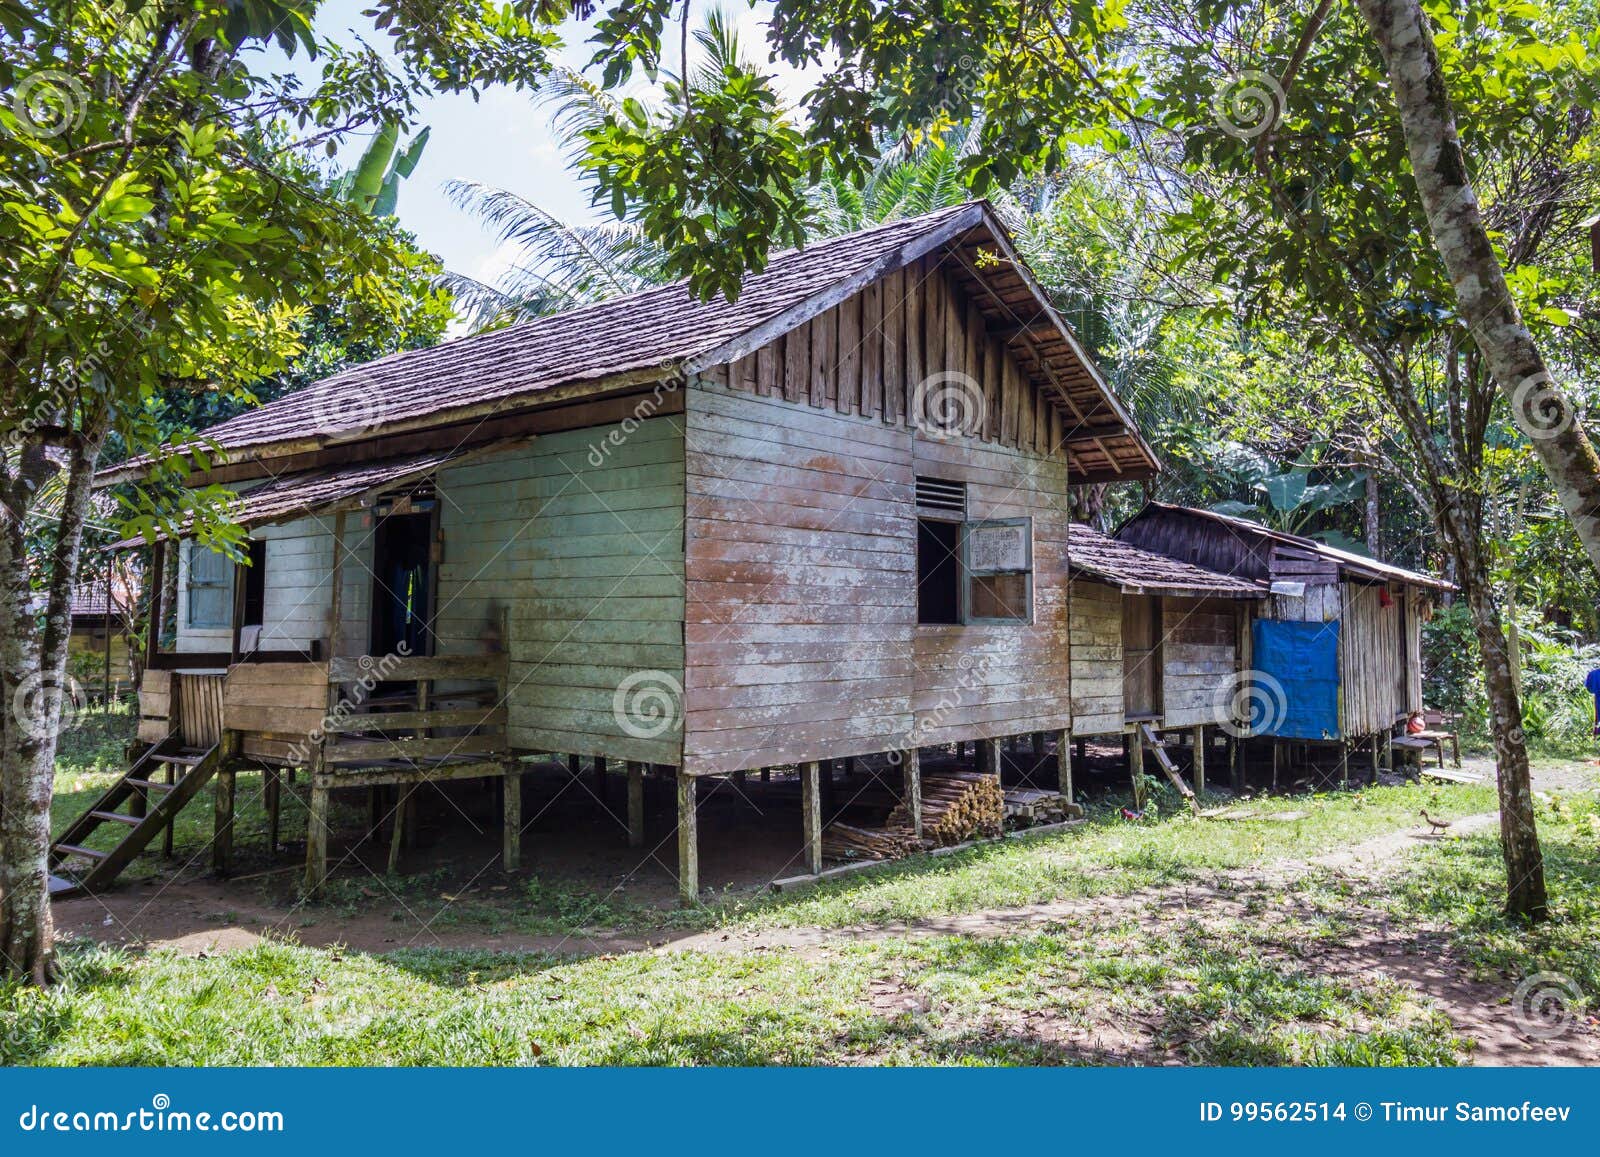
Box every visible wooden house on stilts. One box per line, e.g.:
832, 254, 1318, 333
68, 202, 1414, 903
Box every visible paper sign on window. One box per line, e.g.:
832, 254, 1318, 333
967, 520, 1029, 574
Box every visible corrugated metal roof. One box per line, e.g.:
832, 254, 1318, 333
1069, 523, 1266, 597
1131, 502, 1453, 590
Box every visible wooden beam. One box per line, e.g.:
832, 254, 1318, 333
265, 767, 281, 851
143, 540, 165, 671
304, 782, 329, 896
676, 771, 698, 903
1056, 728, 1073, 802
502, 766, 521, 871
800, 761, 822, 875
627, 761, 645, 848
388, 787, 408, 874
902, 749, 922, 838
212, 766, 235, 875
1129, 732, 1146, 809
1192, 725, 1206, 795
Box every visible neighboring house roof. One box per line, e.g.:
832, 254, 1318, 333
1124, 501, 1453, 591
105, 444, 515, 550
1069, 524, 1266, 598
66, 581, 139, 621
99, 201, 1158, 485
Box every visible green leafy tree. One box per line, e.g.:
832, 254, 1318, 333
0, 0, 562, 983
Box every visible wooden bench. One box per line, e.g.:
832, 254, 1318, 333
1390, 734, 1436, 772
1414, 709, 1461, 768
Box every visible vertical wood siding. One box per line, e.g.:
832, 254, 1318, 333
1339, 581, 1404, 737
435, 418, 686, 765
697, 254, 1066, 453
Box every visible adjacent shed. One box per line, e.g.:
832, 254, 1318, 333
1116, 503, 1451, 754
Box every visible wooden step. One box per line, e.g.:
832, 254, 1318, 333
153, 752, 207, 766
48, 873, 83, 897
124, 777, 176, 791
54, 843, 109, 861
89, 810, 142, 826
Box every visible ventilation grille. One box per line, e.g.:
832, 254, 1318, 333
915, 476, 967, 515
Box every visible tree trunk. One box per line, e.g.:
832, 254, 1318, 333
0, 440, 100, 982
1364, 470, 1382, 559
1454, 559, 1547, 921
1355, 0, 1600, 577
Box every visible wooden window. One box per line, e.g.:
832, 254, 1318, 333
961, 518, 1033, 624
185, 543, 231, 629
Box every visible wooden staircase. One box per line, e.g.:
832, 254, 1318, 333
1137, 723, 1201, 816
48, 738, 222, 898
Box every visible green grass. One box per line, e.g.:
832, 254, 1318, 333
28, 714, 1588, 1067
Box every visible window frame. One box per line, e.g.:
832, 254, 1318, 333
184, 542, 233, 630
959, 517, 1035, 626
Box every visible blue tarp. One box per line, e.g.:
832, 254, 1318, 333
1252, 618, 1341, 740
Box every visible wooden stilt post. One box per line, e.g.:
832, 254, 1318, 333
265, 767, 281, 851
1129, 731, 1147, 809
162, 759, 176, 858
388, 788, 409, 874
593, 756, 607, 806
902, 749, 922, 838
1192, 726, 1206, 795
800, 760, 822, 874
842, 756, 856, 776
819, 758, 836, 822
759, 766, 770, 784
1230, 734, 1243, 791
1339, 741, 1350, 789
1056, 728, 1072, 804
212, 766, 235, 875
1270, 741, 1280, 792
676, 771, 698, 903
980, 737, 1000, 777
1075, 736, 1087, 765
627, 761, 645, 848
567, 753, 580, 778
502, 767, 521, 871
1032, 731, 1045, 758
304, 781, 328, 896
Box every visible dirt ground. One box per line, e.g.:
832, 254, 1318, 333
50, 748, 1600, 1066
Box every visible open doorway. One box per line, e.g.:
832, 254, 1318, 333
370, 502, 435, 658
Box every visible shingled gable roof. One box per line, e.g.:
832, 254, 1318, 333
1068, 524, 1266, 599
100, 201, 1158, 484
1126, 502, 1454, 591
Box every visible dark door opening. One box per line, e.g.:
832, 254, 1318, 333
370, 510, 434, 657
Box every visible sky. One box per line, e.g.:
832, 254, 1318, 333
263, 1, 813, 293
